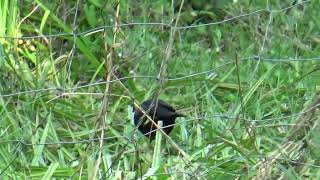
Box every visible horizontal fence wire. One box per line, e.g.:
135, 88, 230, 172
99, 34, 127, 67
1, 55, 319, 98
0, 0, 311, 40
0, 0, 319, 177
0, 102, 319, 146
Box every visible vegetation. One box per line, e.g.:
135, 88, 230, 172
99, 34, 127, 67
0, 0, 319, 179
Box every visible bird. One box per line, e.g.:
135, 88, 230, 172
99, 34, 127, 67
133, 99, 185, 141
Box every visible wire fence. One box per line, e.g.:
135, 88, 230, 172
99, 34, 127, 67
1, 101, 319, 146
1, 55, 319, 98
0, 0, 311, 39
0, 0, 319, 178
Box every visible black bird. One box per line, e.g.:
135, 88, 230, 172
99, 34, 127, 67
133, 99, 185, 141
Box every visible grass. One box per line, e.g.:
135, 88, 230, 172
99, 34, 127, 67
0, 0, 320, 179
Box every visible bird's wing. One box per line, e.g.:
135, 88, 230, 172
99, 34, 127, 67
156, 106, 178, 119
141, 99, 183, 119
156, 99, 176, 112
141, 99, 174, 112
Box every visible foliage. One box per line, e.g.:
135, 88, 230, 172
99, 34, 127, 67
0, 0, 319, 179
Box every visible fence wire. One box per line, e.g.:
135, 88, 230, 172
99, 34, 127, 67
0, 0, 319, 178
0, 0, 311, 39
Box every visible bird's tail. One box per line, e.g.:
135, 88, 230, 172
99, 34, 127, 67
175, 112, 186, 117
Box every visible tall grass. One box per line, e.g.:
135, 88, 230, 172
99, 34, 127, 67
0, 0, 319, 179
